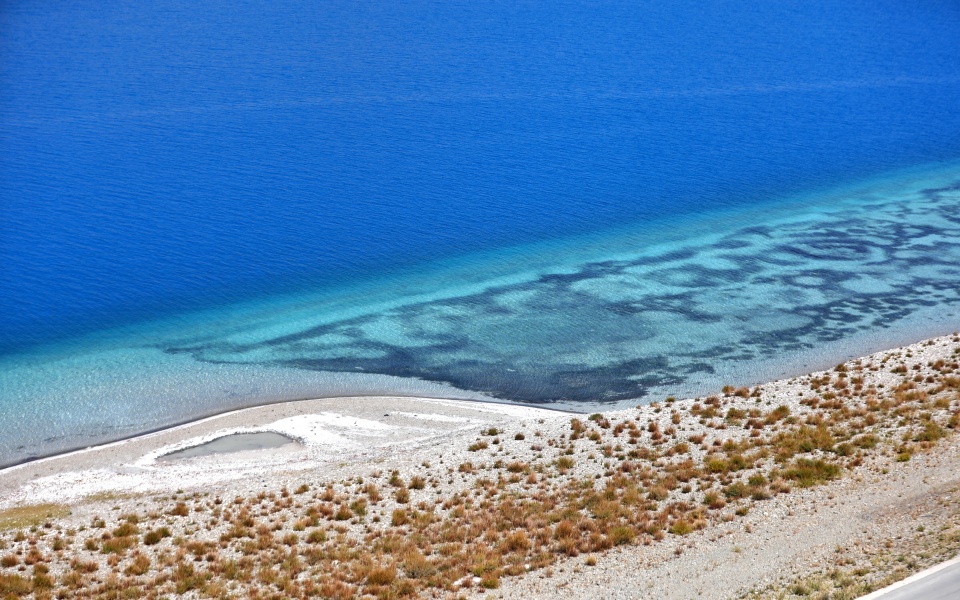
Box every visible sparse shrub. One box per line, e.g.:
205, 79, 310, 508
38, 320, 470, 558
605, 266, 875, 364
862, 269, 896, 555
609, 525, 636, 545
468, 440, 489, 451
502, 530, 531, 552
706, 457, 728, 473
1, 572, 33, 597
32, 571, 59, 596
306, 529, 327, 544
101, 535, 135, 554
703, 492, 726, 509
112, 522, 138, 537
334, 505, 353, 520
726, 408, 747, 423
669, 520, 693, 535
124, 553, 151, 576
70, 558, 98, 574
367, 564, 397, 585
1, 340, 955, 600
480, 572, 500, 589
770, 479, 792, 495
173, 560, 204, 594
400, 549, 435, 578
950, 410, 960, 429
553, 520, 576, 540
648, 485, 669, 501
349, 498, 368, 517
833, 443, 853, 457
915, 421, 946, 442
724, 482, 748, 498
143, 526, 171, 545
587, 413, 611, 429
781, 458, 841, 487
388, 471, 403, 487
765, 405, 790, 424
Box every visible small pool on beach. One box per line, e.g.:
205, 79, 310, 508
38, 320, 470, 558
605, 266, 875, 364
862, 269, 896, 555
158, 433, 298, 461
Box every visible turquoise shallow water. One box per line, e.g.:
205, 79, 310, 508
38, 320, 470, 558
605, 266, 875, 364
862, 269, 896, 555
2, 162, 959, 466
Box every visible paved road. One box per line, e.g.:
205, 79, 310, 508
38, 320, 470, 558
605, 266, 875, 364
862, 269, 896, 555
862, 557, 960, 600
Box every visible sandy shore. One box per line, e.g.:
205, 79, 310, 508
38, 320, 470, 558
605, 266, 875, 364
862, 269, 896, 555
0, 396, 563, 508
1, 333, 959, 598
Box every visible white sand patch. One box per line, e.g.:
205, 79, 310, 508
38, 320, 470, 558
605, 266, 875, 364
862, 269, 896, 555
0, 396, 562, 509
387, 411, 473, 423
133, 412, 394, 466
416, 398, 563, 419
12, 453, 303, 505
266, 412, 394, 443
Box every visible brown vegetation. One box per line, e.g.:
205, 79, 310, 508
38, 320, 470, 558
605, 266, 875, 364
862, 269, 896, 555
1, 337, 959, 598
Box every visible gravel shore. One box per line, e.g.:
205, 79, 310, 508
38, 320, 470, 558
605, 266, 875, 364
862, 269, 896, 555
1, 333, 958, 598
477, 428, 960, 599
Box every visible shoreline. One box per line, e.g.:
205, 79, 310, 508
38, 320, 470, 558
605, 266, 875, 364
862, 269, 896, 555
0, 394, 568, 508
4, 320, 956, 473
1, 332, 959, 598
0, 392, 575, 473
2, 329, 957, 498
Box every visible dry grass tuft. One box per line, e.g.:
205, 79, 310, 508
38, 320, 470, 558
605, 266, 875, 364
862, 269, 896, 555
0, 504, 70, 532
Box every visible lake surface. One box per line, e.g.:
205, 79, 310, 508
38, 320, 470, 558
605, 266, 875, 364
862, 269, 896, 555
2, 1, 960, 465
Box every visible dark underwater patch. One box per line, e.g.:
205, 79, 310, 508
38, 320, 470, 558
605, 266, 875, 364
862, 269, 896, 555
161, 178, 960, 404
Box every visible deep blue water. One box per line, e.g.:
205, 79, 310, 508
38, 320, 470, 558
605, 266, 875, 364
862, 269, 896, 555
2, 1, 960, 464
4, 0, 960, 351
